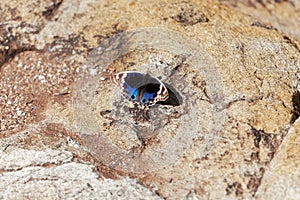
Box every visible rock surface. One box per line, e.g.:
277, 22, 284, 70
0, 0, 299, 199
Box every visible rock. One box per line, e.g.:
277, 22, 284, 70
0, 0, 299, 199
256, 119, 300, 200
0, 150, 160, 199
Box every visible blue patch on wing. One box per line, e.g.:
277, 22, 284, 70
129, 89, 139, 101
123, 82, 135, 94
141, 92, 156, 104
122, 82, 138, 101
113, 71, 169, 107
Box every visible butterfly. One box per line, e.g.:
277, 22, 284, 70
112, 71, 169, 107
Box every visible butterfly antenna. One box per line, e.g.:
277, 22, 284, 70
110, 72, 121, 86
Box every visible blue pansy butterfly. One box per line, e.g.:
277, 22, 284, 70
112, 71, 169, 107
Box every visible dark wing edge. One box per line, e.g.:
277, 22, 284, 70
111, 71, 145, 85
155, 82, 169, 102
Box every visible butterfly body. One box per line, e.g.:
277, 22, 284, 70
112, 71, 169, 107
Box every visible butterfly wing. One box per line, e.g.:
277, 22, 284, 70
134, 73, 168, 106
112, 71, 169, 106
112, 71, 145, 102
140, 82, 168, 106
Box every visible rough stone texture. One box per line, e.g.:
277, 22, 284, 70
256, 119, 300, 200
218, 0, 300, 41
0, 0, 299, 199
0, 148, 73, 170
0, 148, 160, 200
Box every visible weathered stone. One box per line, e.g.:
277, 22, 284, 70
0, 0, 299, 199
